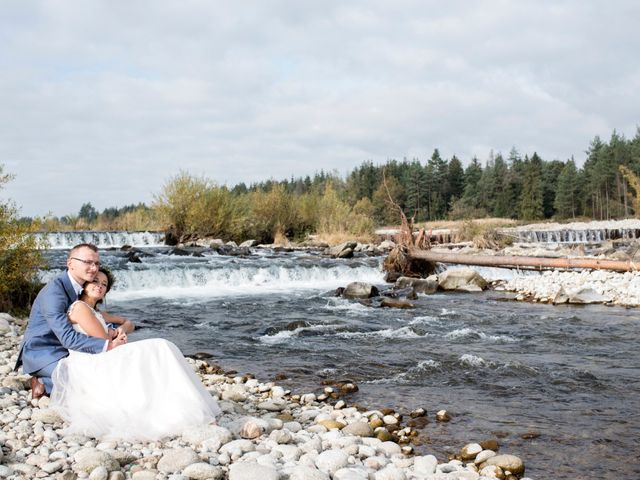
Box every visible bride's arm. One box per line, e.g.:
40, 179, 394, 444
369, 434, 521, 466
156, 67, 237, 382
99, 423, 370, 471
100, 311, 135, 333
68, 302, 109, 339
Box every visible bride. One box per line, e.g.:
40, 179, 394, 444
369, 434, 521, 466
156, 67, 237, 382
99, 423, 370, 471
50, 267, 221, 441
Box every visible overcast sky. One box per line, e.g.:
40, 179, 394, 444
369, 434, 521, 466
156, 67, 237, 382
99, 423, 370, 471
1, 1, 638, 217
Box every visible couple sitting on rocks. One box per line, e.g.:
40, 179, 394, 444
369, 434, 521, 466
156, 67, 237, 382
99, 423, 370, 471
15, 243, 220, 440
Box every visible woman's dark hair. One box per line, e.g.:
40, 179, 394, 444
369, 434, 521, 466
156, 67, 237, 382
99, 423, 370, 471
81, 266, 115, 307
99, 266, 115, 293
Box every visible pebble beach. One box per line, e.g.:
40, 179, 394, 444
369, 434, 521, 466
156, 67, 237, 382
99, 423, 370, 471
0, 314, 531, 480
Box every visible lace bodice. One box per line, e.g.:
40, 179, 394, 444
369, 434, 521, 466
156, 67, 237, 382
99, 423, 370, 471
68, 300, 108, 336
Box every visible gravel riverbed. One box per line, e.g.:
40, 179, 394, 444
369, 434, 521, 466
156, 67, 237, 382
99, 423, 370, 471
0, 314, 531, 480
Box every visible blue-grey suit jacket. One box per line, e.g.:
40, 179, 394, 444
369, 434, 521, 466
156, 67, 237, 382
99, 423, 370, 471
16, 271, 106, 374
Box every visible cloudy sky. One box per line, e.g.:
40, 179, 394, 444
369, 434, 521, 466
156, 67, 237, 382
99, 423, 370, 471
1, 1, 638, 217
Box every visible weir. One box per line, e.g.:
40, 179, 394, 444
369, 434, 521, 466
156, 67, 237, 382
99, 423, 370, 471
37, 231, 165, 249
500, 227, 640, 244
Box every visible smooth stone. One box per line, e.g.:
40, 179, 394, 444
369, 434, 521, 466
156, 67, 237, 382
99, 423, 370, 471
435, 410, 451, 422
181, 462, 224, 480
380, 298, 415, 309
108, 472, 125, 480
228, 462, 279, 480
240, 420, 263, 439
382, 415, 398, 425
484, 454, 525, 475
157, 448, 199, 474
286, 465, 330, 480
438, 268, 487, 292
342, 421, 373, 437
0, 466, 13, 477
377, 442, 401, 457
474, 449, 497, 465
333, 467, 369, 479
221, 385, 248, 402
73, 449, 119, 474
342, 282, 379, 299
315, 449, 349, 474
31, 408, 63, 424
42, 460, 64, 473
182, 425, 232, 447
317, 419, 345, 430
412, 455, 438, 474
374, 465, 407, 480
460, 442, 483, 461
131, 471, 158, 480
257, 400, 287, 411
89, 466, 109, 480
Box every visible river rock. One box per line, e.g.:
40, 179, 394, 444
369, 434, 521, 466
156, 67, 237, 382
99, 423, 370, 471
380, 298, 415, 309
228, 462, 279, 480
157, 448, 199, 473
31, 408, 63, 424
438, 268, 487, 292
567, 287, 614, 304
459, 442, 483, 460
413, 454, 438, 474
484, 454, 525, 475
240, 420, 263, 439
89, 466, 109, 480
287, 465, 330, 480
342, 421, 373, 437
0, 314, 11, 333
394, 277, 438, 294
334, 467, 369, 479
343, 282, 379, 299
329, 241, 358, 257
73, 448, 119, 474
182, 462, 224, 480
182, 424, 232, 447
474, 449, 497, 464
315, 449, 349, 474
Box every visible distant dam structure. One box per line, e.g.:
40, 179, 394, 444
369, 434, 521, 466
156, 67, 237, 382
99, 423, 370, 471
501, 219, 640, 244
39, 231, 165, 249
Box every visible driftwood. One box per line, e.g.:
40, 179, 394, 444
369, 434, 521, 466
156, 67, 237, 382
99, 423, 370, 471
408, 248, 639, 272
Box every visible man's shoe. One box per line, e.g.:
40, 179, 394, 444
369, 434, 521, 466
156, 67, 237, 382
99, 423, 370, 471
30, 376, 45, 400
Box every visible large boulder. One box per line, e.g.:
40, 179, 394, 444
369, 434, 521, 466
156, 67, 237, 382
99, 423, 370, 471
343, 282, 379, 299
395, 276, 438, 294
437, 268, 487, 292
328, 241, 358, 257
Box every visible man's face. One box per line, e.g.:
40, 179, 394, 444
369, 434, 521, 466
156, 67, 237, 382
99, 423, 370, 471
67, 247, 101, 284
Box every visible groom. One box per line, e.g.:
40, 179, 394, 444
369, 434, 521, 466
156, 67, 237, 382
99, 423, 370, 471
16, 243, 125, 399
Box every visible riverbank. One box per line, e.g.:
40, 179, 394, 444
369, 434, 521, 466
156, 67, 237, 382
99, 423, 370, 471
0, 315, 532, 480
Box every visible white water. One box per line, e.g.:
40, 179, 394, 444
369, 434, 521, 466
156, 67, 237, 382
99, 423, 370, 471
38, 231, 165, 249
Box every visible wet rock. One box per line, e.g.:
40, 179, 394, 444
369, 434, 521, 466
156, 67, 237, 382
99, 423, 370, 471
380, 298, 415, 309
484, 454, 525, 475
328, 241, 358, 257
435, 410, 451, 422
409, 408, 426, 418
343, 282, 379, 299
459, 442, 482, 460
479, 438, 500, 451
438, 268, 487, 292
395, 276, 438, 294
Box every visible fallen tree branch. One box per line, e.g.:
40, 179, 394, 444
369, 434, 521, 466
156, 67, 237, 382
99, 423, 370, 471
407, 248, 638, 272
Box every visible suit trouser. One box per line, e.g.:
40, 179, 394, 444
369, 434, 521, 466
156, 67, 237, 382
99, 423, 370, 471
33, 361, 57, 394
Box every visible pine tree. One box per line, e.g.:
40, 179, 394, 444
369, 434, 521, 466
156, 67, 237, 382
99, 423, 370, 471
554, 159, 579, 219
519, 153, 544, 220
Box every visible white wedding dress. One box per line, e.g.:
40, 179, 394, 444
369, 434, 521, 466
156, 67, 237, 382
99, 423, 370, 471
50, 301, 221, 441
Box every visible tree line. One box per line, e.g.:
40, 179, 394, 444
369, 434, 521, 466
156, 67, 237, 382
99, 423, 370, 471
31, 128, 640, 243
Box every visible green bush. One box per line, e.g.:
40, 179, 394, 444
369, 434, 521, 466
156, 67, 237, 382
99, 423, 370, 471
0, 165, 46, 314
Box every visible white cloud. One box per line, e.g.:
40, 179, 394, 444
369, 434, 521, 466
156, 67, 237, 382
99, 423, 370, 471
1, 0, 639, 216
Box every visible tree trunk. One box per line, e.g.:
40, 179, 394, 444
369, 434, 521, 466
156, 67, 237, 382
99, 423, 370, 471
408, 248, 639, 272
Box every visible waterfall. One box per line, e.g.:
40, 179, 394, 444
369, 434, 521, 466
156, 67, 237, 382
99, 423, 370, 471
38, 231, 165, 249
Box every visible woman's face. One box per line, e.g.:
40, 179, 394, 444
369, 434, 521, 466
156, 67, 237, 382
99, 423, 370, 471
85, 271, 109, 300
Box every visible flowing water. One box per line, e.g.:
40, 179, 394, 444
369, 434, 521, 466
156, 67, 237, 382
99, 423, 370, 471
39, 238, 640, 479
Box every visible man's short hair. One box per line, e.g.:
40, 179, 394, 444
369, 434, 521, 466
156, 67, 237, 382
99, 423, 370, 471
68, 243, 99, 258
